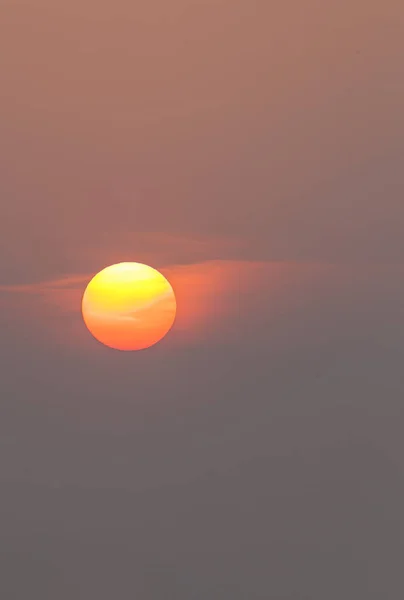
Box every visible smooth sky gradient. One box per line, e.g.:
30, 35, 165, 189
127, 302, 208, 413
1, 1, 404, 598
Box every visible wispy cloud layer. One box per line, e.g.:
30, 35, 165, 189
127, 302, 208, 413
2, 259, 403, 351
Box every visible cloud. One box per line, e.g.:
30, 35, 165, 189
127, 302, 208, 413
0, 260, 297, 348
0, 274, 88, 312
1, 260, 403, 352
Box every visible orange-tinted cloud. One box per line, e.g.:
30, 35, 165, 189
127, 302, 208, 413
0, 260, 333, 350
3, 259, 402, 353
0, 261, 267, 348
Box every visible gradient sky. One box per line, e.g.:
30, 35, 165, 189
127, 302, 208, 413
1, 1, 404, 598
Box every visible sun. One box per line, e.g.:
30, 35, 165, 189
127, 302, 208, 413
82, 262, 176, 351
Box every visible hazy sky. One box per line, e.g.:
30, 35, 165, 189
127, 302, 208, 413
1, 1, 404, 598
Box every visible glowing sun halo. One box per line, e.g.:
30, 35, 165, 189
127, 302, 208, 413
82, 263, 177, 351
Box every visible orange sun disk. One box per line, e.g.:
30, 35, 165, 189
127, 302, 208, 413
82, 263, 177, 351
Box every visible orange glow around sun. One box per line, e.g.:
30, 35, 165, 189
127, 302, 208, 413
82, 263, 176, 351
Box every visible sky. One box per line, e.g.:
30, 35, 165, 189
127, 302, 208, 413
1, 0, 404, 597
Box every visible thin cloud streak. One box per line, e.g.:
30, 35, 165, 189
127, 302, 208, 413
0, 260, 300, 347
3, 260, 403, 351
